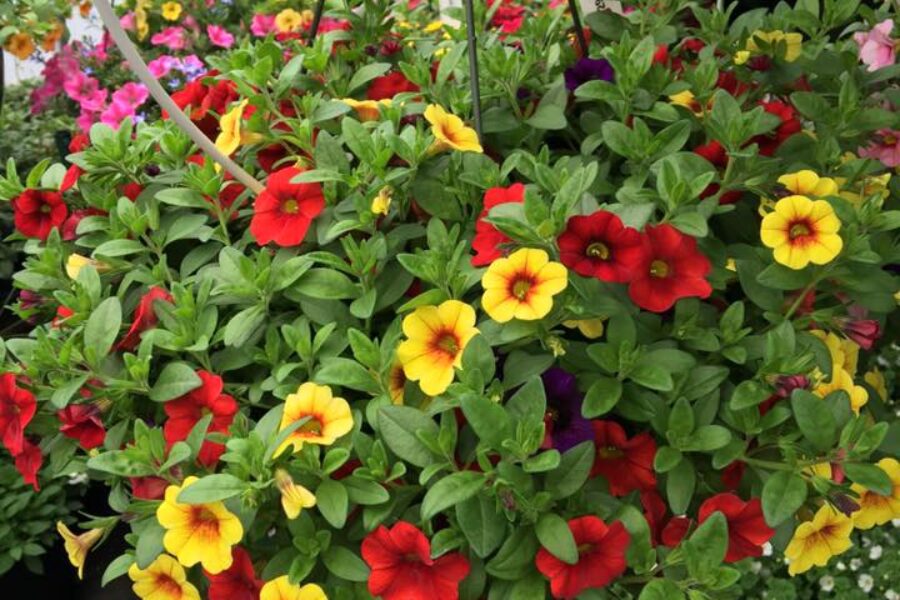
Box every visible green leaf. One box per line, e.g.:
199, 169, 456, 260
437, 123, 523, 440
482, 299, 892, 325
291, 268, 359, 300
546, 441, 594, 499
421, 472, 486, 520
460, 392, 512, 449
730, 380, 771, 410
629, 363, 673, 391
668, 397, 695, 439
762, 471, 807, 527
316, 479, 349, 528
844, 463, 892, 495
101, 554, 135, 587
156, 188, 211, 208
505, 376, 547, 427
377, 406, 438, 467
322, 545, 370, 582
149, 362, 202, 402
84, 297, 122, 359
667, 457, 695, 514
684, 512, 728, 581
582, 376, 622, 418
134, 521, 165, 569
682, 425, 732, 452
314, 357, 380, 394
51, 374, 89, 409
536, 513, 578, 565
457, 494, 506, 558
654, 446, 683, 473
639, 579, 685, 600
223, 305, 266, 348
177, 474, 247, 504
342, 476, 390, 505
791, 390, 837, 451
347, 62, 392, 93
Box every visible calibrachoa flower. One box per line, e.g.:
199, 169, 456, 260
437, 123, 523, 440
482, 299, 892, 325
481, 248, 568, 323
250, 167, 326, 247
57, 522, 104, 579
57, 405, 106, 450
813, 366, 869, 414
541, 367, 593, 452
0, 373, 36, 455
535, 516, 630, 598
471, 183, 525, 266
737, 30, 803, 63
785, 505, 853, 575
760, 195, 843, 270
163, 371, 238, 467
15, 439, 42, 491
361, 521, 470, 600
777, 170, 839, 197
697, 493, 774, 562
396, 300, 479, 396
5, 32, 35, 60
424, 105, 483, 154
854, 20, 896, 71
753, 100, 801, 156
205, 547, 263, 600
129, 554, 201, 600
851, 458, 900, 529
859, 129, 900, 168
591, 420, 657, 496
156, 476, 244, 574
215, 99, 250, 156
275, 383, 353, 456
12, 189, 68, 240
274, 469, 317, 519
558, 210, 646, 282
207, 25, 235, 49
367, 72, 419, 100
66, 254, 106, 280
275, 9, 309, 33
628, 224, 712, 313
564, 57, 615, 92
162, 2, 183, 21
342, 98, 390, 122
118, 286, 175, 351
260, 576, 327, 600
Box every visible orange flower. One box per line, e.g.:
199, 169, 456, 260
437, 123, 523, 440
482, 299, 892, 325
342, 98, 390, 122
424, 105, 483, 153
5, 33, 36, 60
41, 24, 64, 52
481, 248, 568, 323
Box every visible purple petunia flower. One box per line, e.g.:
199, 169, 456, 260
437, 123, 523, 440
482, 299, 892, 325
541, 367, 594, 452
564, 57, 615, 92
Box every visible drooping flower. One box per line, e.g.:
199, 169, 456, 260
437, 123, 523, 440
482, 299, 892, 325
0, 373, 36, 455
628, 224, 712, 313
760, 195, 842, 270
387, 362, 407, 404
260, 576, 327, 600
275, 383, 354, 456
541, 368, 593, 452
535, 515, 630, 598
206, 546, 263, 600
481, 248, 568, 323
697, 493, 774, 562
558, 211, 646, 282
396, 300, 480, 396
777, 170, 839, 197
591, 420, 656, 496
57, 522, 104, 579
669, 90, 708, 117
57, 405, 106, 450
156, 476, 244, 574
367, 72, 419, 100
118, 286, 175, 351
361, 521, 470, 600
853, 20, 896, 72
163, 371, 238, 467
129, 553, 201, 600
859, 129, 900, 168
12, 189, 68, 240
207, 25, 235, 48
471, 184, 525, 267
214, 99, 250, 156
850, 458, 900, 529
811, 329, 859, 375
744, 30, 803, 62
564, 57, 615, 92
371, 187, 392, 216
274, 469, 317, 519
342, 98, 390, 122
250, 167, 326, 247
838, 318, 881, 351
65, 253, 106, 280
785, 505, 853, 575
424, 105, 483, 154
15, 439, 42, 491
161, 2, 183, 21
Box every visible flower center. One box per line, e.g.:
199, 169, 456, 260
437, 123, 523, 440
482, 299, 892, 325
511, 278, 532, 300
282, 199, 299, 214
649, 260, 669, 278
298, 417, 324, 435
153, 574, 183, 596
586, 242, 610, 260
789, 222, 811, 239
577, 543, 595, 554
882, 133, 897, 145
40, 204, 52, 214
597, 446, 624, 459
436, 333, 460, 356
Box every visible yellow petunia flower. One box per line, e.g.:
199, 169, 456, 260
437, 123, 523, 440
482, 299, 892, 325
423, 21, 444, 33
341, 98, 390, 122
733, 50, 751, 65
261, 576, 328, 600
129, 554, 201, 600
156, 476, 244, 574
864, 368, 888, 401
785, 505, 853, 576
57, 522, 103, 580
837, 172, 891, 205
275, 9, 312, 33
760, 195, 842, 270
813, 367, 868, 414
5, 32, 36, 60
810, 329, 859, 375
562, 317, 606, 339
851, 458, 900, 529
668, 90, 709, 117
481, 248, 568, 324
214, 99, 249, 157
371, 187, 392, 216
66, 253, 108, 280
746, 30, 803, 62
804, 462, 833, 480
777, 170, 839, 198
387, 362, 406, 404
424, 105, 483, 154
135, 5, 149, 41
396, 300, 479, 396
275, 383, 354, 456
274, 469, 316, 520
161, 1, 182, 21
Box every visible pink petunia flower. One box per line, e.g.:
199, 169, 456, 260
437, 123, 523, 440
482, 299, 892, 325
112, 82, 149, 108
148, 55, 180, 78
853, 20, 896, 71
63, 72, 100, 103
151, 27, 188, 50
120, 12, 136, 31
859, 129, 900, 168
250, 14, 277, 37
100, 101, 136, 128
206, 25, 235, 48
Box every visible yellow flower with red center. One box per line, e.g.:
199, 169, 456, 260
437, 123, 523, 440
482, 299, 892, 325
784, 505, 853, 576
481, 248, 568, 323
275, 9, 311, 33
777, 170, 839, 197
746, 30, 803, 62
156, 476, 244, 574
760, 195, 843, 270
387, 362, 406, 404
275, 469, 317, 520
260, 576, 327, 600
851, 458, 900, 529
57, 522, 103, 579
275, 383, 353, 456
396, 300, 479, 396
215, 100, 250, 156
342, 98, 390, 122
424, 105, 483, 154
5, 33, 36, 60
161, 1, 183, 21
128, 554, 201, 600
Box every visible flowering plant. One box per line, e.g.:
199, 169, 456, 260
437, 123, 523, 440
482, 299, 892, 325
0, 0, 899, 598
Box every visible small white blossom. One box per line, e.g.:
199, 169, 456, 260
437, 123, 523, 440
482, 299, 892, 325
819, 575, 835, 592
885, 589, 899, 600
837, 561, 847, 571
67, 472, 89, 485
751, 561, 762, 574
892, 518, 900, 528
762, 542, 773, 556
859, 574, 874, 593
870, 545, 884, 560
850, 558, 863, 571
267, 527, 276, 538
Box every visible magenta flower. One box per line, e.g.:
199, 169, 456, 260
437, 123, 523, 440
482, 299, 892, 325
79, 88, 109, 113
853, 20, 896, 71
100, 101, 136, 128
63, 72, 100, 103
206, 25, 235, 49
251, 14, 277, 37
859, 129, 900, 168
151, 27, 188, 50
120, 12, 136, 31
112, 82, 149, 108
148, 55, 180, 78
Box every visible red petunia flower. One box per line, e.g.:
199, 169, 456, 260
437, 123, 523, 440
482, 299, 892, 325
535, 515, 630, 599
57, 405, 106, 450
206, 546, 263, 600
163, 370, 238, 467
640, 490, 692, 547
250, 167, 326, 247
60, 164, 83, 192
752, 100, 801, 156
0, 373, 37, 455
471, 183, 525, 266
693, 141, 742, 204
62, 208, 106, 241
117, 286, 174, 351
697, 493, 773, 562
558, 210, 646, 282
130, 476, 169, 500
721, 460, 747, 490
367, 72, 419, 101
591, 420, 657, 496
12, 189, 68, 240
361, 521, 470, 600
121, 182, 144, 201
661, 516, 691, 547
652, 43, 669, 65
15, 439, 42, 491
69, 133, 90, 153
628, 224, 712, 313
